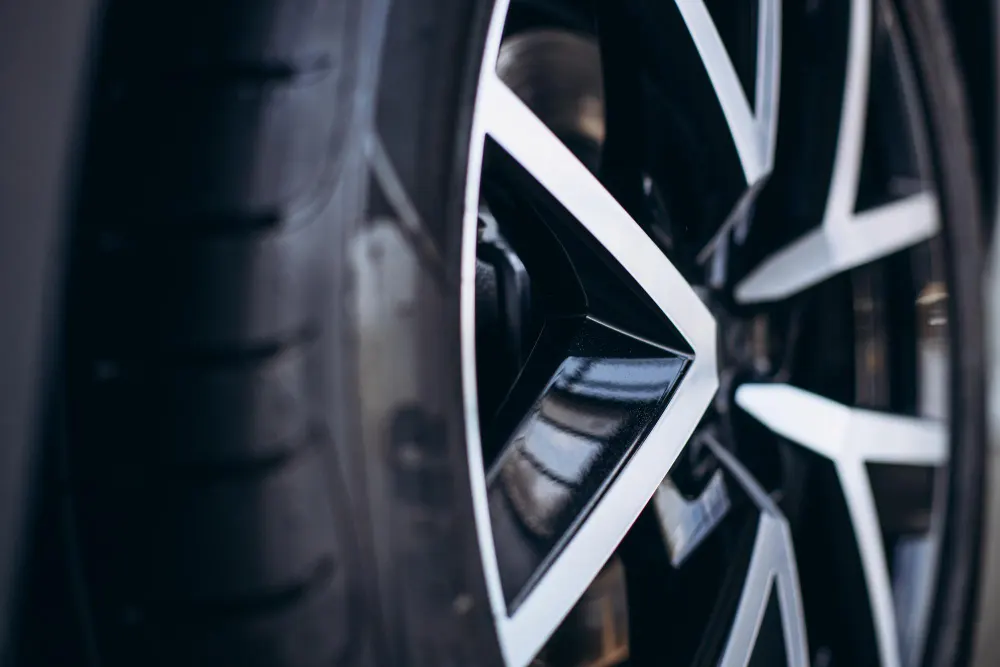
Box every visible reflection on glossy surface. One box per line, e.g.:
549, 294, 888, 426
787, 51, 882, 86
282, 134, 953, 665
654, 470, 731, 567
487, 317, 689, 608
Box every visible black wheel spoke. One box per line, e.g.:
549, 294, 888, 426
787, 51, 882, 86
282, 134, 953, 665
486, 315, 689, 607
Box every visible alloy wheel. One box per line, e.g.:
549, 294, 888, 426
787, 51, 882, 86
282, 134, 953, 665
465, 1, 958, 666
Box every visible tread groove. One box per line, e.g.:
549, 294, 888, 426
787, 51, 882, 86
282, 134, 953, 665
92, 327, 319, 372
99, 209, 284, 238
163, 447, 301, 483
68, 443, 308, 489
150, 556, 337, 622
109, 55, 334, 89
63, 0, 362, 663
165, 329, 318, 367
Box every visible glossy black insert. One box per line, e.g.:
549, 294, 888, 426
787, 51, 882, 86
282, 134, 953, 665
747, 588, 787, 667
487, 316, 689, 609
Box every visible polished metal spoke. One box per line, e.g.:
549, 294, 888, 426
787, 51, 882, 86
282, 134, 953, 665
735, 383, 948, 667
735, 0, 940, 303
463, 6, 720, 660
674, 0, 781, 185
706, 438, 810, 667
463, 0, 948, 665
736, 192, 939, 303
734, 383, 947, 466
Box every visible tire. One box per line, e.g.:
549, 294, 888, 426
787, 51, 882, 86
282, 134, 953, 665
11, 1, 989, 667
59, 1, 502, 665
0, 0, 101, 662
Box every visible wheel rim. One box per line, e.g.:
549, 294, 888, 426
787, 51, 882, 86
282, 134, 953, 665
461, 2, 954, 666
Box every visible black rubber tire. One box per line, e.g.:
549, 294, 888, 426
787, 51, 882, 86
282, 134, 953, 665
0, 0, 101, 662
61, 0, 503, 665
47, 1, 985, 667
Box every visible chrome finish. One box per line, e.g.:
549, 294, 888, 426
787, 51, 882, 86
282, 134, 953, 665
706, 437, 810, 667
463, 1, 951, 665
735, 383, 948, 667
463, 4, 719, 660
674, 0, 781, 185
736, 192, 939, 303
734, 384, 947, 465
461, 3, 515, 665
735, 0, 940, 303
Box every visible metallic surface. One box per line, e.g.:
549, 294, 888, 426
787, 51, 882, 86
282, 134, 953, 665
463, 2, 719, 660
706, 437, 809, 667
673, 0, 781, 185
735, 0, 940, 304
487, 317, 688, 605
464, 1, 960, 665
736, 383, 947, 667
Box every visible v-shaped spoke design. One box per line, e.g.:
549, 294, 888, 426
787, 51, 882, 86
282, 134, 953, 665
466, 55, 719, 664
735, 0, 940, 303
736, 189, 938, 303
675, 0, 781, 185
707, 438, 810, 667
734, 383, 947, 466
485, 317, 691, 606
481, 74, 715, 334
735, 383, 948, 667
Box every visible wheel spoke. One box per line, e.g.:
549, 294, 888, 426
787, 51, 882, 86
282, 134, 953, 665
707, 439, 809, 667
735, 383, 948, 667
481, 72, 710, 341
825, 0, 873, 225
839, 457, 902, 667
734, 383, 947, 465
674, 0, 781, 184
485, 316, 690, 605
465, 0, 953, 664
735, 0, 940, 304
735, 192, 939, 303
472, 71, 720, 666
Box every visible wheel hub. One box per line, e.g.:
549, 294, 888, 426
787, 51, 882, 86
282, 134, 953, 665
468, 3, 956, 666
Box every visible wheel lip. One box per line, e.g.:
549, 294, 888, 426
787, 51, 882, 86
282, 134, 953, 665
460, 2, 514, 664
461, 2, 720, 663
461, 2, 973, 666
